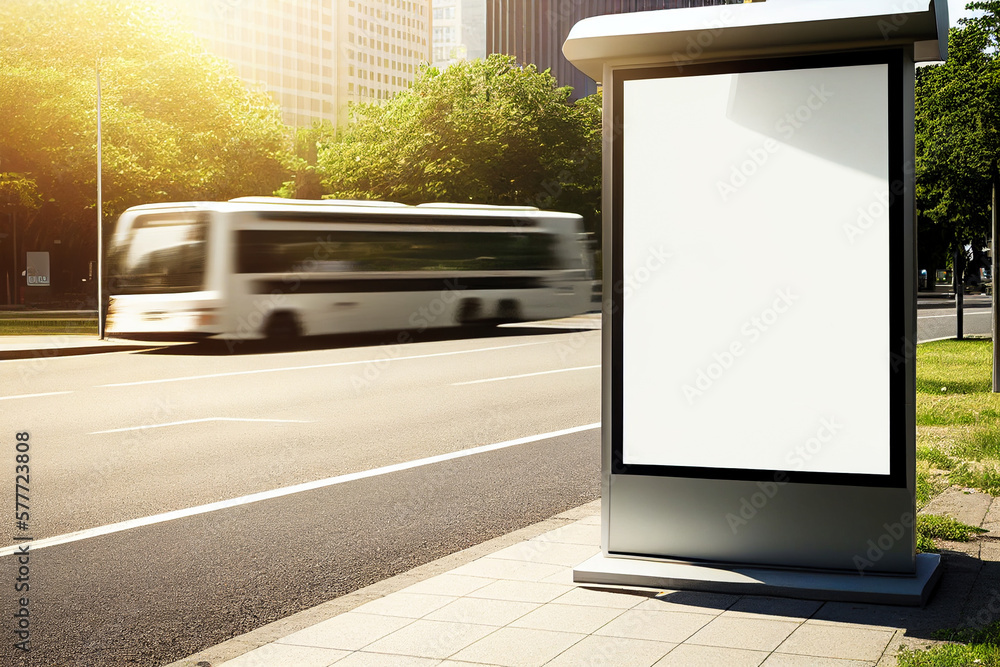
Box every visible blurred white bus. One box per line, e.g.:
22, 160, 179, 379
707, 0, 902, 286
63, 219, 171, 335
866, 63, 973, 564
106, 198, 595, 341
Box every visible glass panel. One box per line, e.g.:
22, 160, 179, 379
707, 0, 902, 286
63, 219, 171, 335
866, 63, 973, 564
111, 214, 208, 293
237, 229, 559, 274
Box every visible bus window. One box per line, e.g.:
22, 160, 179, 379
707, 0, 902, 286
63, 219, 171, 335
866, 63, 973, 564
111, 214, 207, 293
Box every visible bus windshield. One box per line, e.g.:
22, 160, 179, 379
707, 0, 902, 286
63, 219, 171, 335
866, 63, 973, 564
111, 213, 208, 294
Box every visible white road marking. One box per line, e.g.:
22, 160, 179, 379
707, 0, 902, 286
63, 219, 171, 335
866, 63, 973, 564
97, 340, 551, 388
0, 422, 601, 557
89, 418, 312, 435
0, 391, 74, 401
453, 365, 601, 386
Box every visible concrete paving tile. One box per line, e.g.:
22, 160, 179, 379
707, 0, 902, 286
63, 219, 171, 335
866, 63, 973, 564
449, 627, 586, 667
594, 609, 713, 643
425, 597, 540, 626
401, 574, 496, 597
277, 613, 413, 651
534, 523, 602, 547
552, 586, 653, 609
762, 654, 875, 667
218, 643, 348, 667
546, 635, 675, 666
509, 603, 626, 634
466, 580, 574, 604
490, 541, 601, 567
635, 590, 739, 615
982, 496, 1000, 537
922, 487, 993, 528
541, 568, 578, 586
652, 643, 768, 667
685, 615, 801, 651
721, 596, 823, 622
361, 619, 496, 659
352, 593, 458, 619
450, 557, 565, 582
579, 514, 602, 525
776, 623, 895, 662
330, 652, 443, 666
807, 604, 911, 632
642, 591, 740, 616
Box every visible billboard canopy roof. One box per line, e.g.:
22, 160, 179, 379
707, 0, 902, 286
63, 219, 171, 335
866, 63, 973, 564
563, 0, 949, 81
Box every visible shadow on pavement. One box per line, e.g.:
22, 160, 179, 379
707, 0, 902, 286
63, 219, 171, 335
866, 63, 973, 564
632, 548, 1000, 643
130, 324, 594, 357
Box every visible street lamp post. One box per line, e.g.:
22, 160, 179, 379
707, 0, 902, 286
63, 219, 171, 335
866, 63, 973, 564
96, 60, 104, 339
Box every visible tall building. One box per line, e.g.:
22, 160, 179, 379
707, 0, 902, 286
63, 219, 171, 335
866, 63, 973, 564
486, 0, 733, 98
174, 0, 432, 127
431, 0, 487, 69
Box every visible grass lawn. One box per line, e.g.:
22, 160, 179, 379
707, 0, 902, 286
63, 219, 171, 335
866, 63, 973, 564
0, 319, 98, 335
899, 339, 1000, 665
916, 340, 1000, 499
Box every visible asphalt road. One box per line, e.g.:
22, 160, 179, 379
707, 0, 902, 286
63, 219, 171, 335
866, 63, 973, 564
1, 321, 601, 666
917, 293, 994, 342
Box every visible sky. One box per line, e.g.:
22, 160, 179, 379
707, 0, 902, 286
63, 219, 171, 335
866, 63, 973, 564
949, 0, 985, 26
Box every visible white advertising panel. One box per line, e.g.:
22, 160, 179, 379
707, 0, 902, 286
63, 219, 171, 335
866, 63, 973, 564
620, 62, 893, 476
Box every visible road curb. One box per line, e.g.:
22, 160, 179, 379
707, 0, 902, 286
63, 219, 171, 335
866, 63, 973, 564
0, 344, 158, 361
164, 499, 601, 667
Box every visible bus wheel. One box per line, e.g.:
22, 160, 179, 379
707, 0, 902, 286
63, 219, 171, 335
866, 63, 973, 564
264, 311, 301, 341
496, 299, 521, 324
456, 298, 482, 325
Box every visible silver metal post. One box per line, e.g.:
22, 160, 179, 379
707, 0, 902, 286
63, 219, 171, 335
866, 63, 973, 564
97, 61, 104, 340
993, 179, 999, 391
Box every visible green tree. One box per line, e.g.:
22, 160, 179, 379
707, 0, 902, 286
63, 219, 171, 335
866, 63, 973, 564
316, 55, 602, 239
0, 0, 292, 298
916, 1, 1000, 288
277, 123, 337, 200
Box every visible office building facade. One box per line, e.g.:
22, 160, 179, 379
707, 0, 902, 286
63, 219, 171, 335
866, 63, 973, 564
486, 0, 733, 97
431, 0, 487, 69
176, 0, 432, 126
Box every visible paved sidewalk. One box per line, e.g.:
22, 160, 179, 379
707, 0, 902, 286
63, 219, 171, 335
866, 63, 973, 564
0, 334, 168, 360
166, 491, 1000, 667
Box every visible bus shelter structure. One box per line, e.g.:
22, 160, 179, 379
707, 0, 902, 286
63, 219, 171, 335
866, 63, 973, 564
563, 0, 948, 604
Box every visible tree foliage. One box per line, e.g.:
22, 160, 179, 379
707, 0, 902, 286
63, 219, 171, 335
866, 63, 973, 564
316, 55, 602, 235
916, 1, 1000, 276
0, 0, 291, 285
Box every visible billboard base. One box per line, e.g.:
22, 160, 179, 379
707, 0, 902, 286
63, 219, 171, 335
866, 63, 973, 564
574, 552, 941, 607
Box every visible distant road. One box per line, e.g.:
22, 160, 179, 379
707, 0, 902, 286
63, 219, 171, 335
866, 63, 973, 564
917, 293, 993, 342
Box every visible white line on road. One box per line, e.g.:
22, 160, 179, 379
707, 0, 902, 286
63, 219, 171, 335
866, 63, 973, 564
97, 340, 551, 388
89, 418, 313, 435
453, 365, 601, 386
0, 422, 601, 557
0, 391, 74, 401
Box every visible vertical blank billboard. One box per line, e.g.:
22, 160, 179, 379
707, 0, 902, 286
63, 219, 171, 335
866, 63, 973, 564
613, 52, 904, 483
